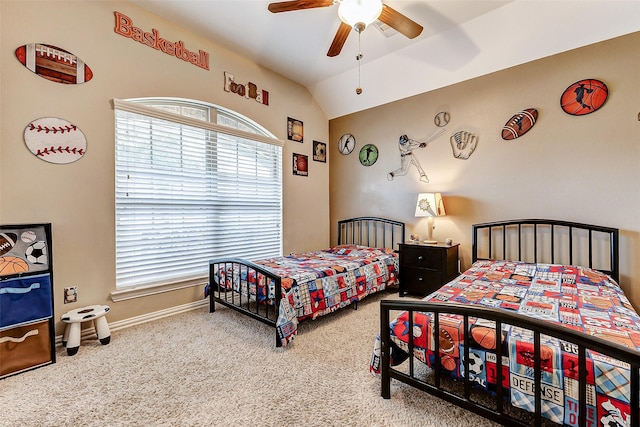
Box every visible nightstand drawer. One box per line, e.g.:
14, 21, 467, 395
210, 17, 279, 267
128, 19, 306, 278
402, 267, 442, 295
398, 242, 459, 297
401, 246, 441, 269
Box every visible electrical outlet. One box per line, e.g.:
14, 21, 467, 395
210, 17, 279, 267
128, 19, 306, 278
64, 286, 77, 304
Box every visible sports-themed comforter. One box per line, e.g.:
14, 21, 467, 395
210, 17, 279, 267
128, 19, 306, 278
211, 245, 398, 346
371, 260, 640, 426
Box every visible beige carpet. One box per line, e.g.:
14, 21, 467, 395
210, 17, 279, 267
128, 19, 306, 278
0, 291, 499, 426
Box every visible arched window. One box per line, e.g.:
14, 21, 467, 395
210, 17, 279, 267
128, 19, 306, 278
113, 98, 282, 291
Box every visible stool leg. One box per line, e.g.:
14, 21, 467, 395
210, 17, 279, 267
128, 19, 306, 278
66, 323, 81, 356
94, 316, 111, 345
62, 323, 70, 348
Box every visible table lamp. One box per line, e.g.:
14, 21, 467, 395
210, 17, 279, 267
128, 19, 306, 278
414, 192, 446, 244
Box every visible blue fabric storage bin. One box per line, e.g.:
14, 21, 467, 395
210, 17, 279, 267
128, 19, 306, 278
0, 274, 52, 328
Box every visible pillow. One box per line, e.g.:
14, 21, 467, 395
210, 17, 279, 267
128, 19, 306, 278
324, 244, 394, 257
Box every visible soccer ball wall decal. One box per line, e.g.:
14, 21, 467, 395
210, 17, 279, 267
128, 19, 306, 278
25, 241, 47, 264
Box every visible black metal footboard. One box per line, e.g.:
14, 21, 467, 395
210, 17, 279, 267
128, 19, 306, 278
209, 258, 283, 347
379, 299, 640, 427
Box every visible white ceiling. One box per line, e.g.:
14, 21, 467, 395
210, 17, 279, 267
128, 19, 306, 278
131, 0, 640, 119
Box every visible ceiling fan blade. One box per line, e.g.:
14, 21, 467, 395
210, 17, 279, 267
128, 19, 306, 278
327, 22, 351, 57
268, 0, 334, 13
378, 4, 423, 39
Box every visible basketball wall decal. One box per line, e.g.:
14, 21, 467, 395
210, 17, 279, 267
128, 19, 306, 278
560, 78, 608, 116
15, 43, 93, 84
24, 117, 87, 164
501, 108, 538, 140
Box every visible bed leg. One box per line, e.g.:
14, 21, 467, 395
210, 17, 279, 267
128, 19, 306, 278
380, 301, 391, 399
382, 378, 390, 399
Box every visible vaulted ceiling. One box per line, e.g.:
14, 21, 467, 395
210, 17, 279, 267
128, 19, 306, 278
131, 0, 640, 119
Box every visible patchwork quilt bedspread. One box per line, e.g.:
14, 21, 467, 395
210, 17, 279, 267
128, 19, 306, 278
213, 245, 398, 346
371, 260, 640, 426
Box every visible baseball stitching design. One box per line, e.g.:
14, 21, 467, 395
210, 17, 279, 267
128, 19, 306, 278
36, 146, 85, 157
28, 123, 78, 134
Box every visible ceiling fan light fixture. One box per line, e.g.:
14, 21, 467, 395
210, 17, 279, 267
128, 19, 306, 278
338, 0, 383, 30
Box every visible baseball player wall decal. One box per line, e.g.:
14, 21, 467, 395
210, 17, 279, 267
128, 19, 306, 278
387, 128, 445, 183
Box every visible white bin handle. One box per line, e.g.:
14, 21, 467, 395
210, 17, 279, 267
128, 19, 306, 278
0, 329, 39, 344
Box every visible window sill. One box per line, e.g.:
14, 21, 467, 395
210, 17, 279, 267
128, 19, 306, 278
110, 275, 207, 302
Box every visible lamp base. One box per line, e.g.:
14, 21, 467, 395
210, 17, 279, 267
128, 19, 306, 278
423, 240, 437, 244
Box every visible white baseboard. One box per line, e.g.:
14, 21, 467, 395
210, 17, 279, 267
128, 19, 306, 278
55, 299, 208, 345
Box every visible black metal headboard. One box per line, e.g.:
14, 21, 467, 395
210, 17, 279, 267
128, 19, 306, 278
472, 219, 619, 282
337, 217, 405, 250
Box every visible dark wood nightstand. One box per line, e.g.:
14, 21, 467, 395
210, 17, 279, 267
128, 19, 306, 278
398, 242, 459, 297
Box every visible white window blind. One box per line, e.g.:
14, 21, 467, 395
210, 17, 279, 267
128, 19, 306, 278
114, 98, 283, 289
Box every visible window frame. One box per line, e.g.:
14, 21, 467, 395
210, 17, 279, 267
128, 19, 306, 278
111, 98, 283, 301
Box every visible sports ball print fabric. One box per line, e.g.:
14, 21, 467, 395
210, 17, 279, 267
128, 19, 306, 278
371, 260, 640, 426
210, 245, 399, 346
0, 225, 49, 277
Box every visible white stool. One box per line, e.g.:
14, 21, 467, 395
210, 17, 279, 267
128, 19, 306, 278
61, 305, 111, 356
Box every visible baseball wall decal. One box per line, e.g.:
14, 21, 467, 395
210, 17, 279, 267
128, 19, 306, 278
434, 111, 450, 127
15, 43, 93, 84
24, 117, 87, 164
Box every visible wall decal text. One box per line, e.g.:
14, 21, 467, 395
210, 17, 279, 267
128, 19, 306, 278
224, 71, 269, 106
114, 11, 209, 70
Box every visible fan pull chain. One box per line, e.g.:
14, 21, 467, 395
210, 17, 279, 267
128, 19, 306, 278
356, 30, 363, 95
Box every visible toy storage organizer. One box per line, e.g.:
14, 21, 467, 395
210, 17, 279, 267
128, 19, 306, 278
0, 223, 55, 378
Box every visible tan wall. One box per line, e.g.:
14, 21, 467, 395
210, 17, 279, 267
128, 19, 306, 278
330, 32, 640, 309
0, 1, 329, 331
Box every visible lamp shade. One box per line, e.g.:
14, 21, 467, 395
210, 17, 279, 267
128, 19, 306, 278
338, 0, 383, 28
414, 193, 446, 217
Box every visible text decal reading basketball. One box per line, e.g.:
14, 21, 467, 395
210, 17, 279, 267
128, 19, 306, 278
114, 12, 209, 71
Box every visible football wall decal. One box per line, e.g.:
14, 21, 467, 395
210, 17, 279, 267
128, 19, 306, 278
501, 108, 538, 141
15, 43, 93, 84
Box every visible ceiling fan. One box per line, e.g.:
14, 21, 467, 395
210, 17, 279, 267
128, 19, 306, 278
267, 0, 424, 57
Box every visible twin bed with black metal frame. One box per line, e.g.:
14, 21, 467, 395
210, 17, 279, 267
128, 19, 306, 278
376, 219, 639, 427
208, 217, 405, 347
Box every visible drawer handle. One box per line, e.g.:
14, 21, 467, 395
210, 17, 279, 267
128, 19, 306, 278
0, 329, 38, 344
0, 283, 41, 294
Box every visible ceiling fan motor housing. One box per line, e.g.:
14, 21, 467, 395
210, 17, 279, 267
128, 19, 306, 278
338, 0, 383, 29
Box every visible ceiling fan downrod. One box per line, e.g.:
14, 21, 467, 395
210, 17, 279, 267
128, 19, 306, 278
356, 30, 363, 95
